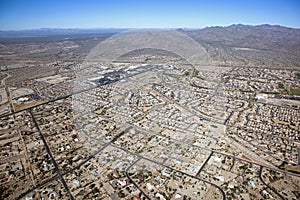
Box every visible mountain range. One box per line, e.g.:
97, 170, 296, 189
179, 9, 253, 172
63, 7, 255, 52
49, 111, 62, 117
186, 24, 300, 55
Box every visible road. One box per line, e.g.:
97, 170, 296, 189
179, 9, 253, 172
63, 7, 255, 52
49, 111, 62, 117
259, 166, 285, 200
195, 151, 213, 177
73, 113, 226, 199
0, 71, 11, 86
0, 64, 161, 119
118, 144, 226, 200
125, 158, 151, 200
29, 110, 74, 200
5, 64, 299, 200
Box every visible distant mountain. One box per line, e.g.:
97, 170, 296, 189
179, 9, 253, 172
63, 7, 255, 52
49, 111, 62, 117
0, 28, 128, 37
186, 24, 300, 55
1, 24, 300, 55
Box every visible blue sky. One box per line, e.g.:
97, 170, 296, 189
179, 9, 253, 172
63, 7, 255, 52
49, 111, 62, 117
0, 0, 299, 30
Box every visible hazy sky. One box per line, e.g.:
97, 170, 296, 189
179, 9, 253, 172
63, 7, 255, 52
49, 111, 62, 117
0, 0, 299, 30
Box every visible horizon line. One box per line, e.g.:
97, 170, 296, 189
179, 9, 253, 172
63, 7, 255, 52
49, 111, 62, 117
1, 23, 300, 32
